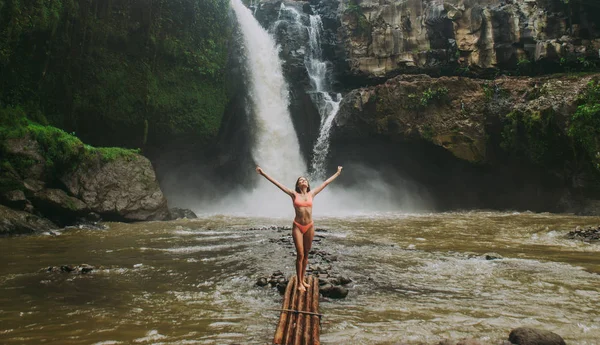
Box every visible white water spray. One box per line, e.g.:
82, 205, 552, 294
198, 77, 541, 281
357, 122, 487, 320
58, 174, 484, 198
209, 0, 307, 216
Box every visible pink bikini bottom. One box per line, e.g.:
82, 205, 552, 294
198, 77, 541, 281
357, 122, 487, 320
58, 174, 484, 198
293, 220, 314, 234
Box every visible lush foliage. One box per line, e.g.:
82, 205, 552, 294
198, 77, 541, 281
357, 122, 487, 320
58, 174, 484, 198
0, 107, 140, 191
500, 80, 600, 178
501, 109, 568, 165
0, 0, 231, 149
568, 81, 600, 171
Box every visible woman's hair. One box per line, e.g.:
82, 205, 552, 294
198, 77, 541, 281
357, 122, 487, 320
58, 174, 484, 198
295, 176, 311, 193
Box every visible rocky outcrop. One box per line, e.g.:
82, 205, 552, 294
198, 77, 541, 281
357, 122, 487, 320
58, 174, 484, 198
566, 225, 600, 242
0, 205, 57, 235
334, 74, 593, 162
1, 131, 170, 229
328, 73, 600, 212
336, 0, 600, 78
508, 327, 566, 345
60, 154, 169, 222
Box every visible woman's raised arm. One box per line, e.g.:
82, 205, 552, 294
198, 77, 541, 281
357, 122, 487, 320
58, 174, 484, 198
311, 166, 342, 197
256, 166, 295, 197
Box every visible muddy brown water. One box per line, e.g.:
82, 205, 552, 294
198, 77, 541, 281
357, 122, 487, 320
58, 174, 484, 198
0, 212, 599, 344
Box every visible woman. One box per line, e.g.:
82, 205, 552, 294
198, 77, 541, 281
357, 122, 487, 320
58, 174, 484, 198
256, 166, 342, 292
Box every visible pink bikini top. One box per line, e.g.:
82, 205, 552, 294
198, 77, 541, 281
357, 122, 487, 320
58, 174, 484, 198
293, 192, 313, 208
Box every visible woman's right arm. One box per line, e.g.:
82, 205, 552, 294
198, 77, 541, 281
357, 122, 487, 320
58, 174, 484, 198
256, 166, 294, 197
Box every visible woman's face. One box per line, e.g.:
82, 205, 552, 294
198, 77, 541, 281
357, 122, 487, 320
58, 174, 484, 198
297, 177, 309, 189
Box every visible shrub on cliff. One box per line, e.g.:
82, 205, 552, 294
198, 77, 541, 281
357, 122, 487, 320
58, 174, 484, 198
568, 80, 600, 172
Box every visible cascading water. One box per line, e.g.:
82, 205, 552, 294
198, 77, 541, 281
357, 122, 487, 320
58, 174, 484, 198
305, 15, 342, 180
274, 5, 342, 180
227, 0, 306, 215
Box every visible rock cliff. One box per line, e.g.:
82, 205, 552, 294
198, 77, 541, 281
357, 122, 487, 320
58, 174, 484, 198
328, 73, 600, 213
337, 0, 600, 78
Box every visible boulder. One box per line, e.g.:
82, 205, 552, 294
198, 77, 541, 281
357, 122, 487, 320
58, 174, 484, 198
508, 327, 566, 345
320, 284, 349, 299
0, 204, 57, 235
169, 207, 198, 220
61, 153, 170, 221
31, 188, 88, 225
4, 136, 46, 180
256, 277, 268, 287
1, 190, 28, 209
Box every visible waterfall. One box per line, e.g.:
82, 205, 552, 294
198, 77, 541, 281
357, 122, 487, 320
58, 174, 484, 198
275, 5, 342, 180
195, 0, 428, 216
231, 0, 306, 183
305, 14, 342, 180
225, 0, 306, 216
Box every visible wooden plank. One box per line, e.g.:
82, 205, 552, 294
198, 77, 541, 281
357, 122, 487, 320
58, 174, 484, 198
273, 276, 296, 344
293, 277, 308, 345
310, 275, 320, 345
273, 275, 320, 345
302, 276, 313, 345
283, 276, 300, 345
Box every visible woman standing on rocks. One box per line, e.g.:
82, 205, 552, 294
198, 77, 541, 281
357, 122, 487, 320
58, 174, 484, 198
256, 166, 342, 292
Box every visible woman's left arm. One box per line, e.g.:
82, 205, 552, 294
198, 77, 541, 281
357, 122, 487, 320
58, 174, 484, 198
311, 166, 342, 197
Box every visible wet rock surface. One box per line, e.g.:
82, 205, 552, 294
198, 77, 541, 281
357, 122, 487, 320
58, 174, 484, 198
257, 227, 352, 299
44, 264, 97, 275
61, 153, 169, 222
330, 73, 600, 215
508, 327, 566, 345
168, 208, 198, 220
566, 225, 600, 243
0, 204, 57, 236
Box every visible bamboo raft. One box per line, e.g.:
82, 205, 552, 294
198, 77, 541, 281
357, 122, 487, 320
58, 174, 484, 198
273, 276, 321, 345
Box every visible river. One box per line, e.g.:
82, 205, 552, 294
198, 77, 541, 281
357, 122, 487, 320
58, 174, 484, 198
1, 211, 599, 344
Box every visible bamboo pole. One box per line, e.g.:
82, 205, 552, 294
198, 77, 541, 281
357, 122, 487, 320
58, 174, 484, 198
273, 277, 296, 344
283, 277, 301, 345
310, 275, 320, 344
302, 276, 313, 344
293, 277, 307, 344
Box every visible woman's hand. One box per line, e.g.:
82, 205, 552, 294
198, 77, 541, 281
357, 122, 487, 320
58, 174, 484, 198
337, 166, 343, 174
256, 166, 264, 175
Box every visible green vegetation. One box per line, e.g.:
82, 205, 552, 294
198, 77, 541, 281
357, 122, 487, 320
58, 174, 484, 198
421, 125, 434, 141
560, 56, 598, 74
0, 108, 140, 192
516, 58, 532, 76
500, 109, 567, 165
0, 0, 231, 149
407, 87, 449, 109
500, 81, 600, 174
483, 83, 494, 101
345, 0, 370, 37
568, 81, 600, 171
